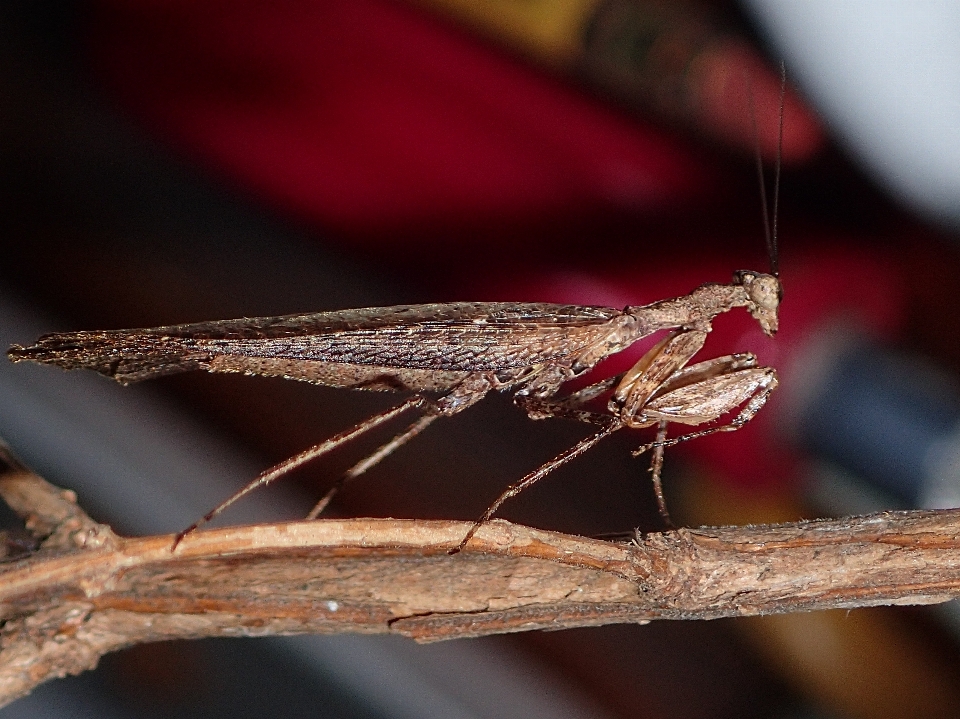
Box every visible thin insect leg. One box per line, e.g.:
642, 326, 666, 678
305, 413, 438, 520
563, 373, 624, 404
649, 421, 673, 527
172, 394, 428, 549
517, 396, 617, 427
632, 375, 778, 458
516, 374, 624, 422
452, 419, 622, 554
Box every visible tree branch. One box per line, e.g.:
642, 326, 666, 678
1, 442, 959, 707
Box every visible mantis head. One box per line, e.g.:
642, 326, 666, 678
734, 270, 781, 336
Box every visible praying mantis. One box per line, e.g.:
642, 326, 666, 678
7, 76, 786, 553
7, 266, 780, 550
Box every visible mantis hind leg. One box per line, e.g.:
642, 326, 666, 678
306, 375, 500, 519
173, 394, 430, 549
306, 413, 439, 519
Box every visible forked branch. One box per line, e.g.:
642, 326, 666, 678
1, 443, 959, 708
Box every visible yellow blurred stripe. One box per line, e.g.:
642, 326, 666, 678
413, 0, 601, 65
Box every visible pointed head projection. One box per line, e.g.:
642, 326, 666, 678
734, 270, 781, 336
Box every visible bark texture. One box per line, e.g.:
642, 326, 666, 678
1, 442, 958, 707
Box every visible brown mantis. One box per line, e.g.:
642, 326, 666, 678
6, 268, 780, 549
7, 72, 786, 551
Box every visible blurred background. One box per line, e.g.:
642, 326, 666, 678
3, 0, 960, 717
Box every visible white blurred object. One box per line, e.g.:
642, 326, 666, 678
744, 0, 960, 228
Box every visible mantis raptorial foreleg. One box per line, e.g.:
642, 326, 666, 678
455, 329, 779, 552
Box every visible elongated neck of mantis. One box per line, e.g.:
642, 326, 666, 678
625, 283, 751, 335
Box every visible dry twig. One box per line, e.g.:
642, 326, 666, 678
0, 442, 959, 707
